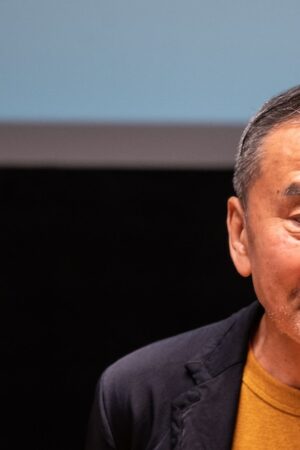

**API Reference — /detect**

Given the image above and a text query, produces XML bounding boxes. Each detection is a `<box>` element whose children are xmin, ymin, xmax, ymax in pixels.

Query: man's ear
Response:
<box><xmin>226</xmin><ymin>196</ymin><xmax>251</xmax><ymax>277</ymax></box>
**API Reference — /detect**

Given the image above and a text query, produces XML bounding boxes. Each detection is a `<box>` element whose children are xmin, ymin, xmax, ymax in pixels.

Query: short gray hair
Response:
<box><xmin>233</xmin><ymin>85</ymin><xmax>300</xmax><ymax>204</ymax></box>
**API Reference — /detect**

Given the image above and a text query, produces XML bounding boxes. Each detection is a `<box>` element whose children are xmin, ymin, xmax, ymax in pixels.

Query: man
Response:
<box><xmin>86</xmin><ymin>86</ymin><xmax>300</xmax><ymax>449</ymax></box>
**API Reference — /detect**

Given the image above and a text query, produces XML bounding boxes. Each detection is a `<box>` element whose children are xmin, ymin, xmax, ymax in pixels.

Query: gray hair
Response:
<box><xmin>233</xmin><ymin>85</ymin><xmax>300</xmax><ymax>204</ymax></box>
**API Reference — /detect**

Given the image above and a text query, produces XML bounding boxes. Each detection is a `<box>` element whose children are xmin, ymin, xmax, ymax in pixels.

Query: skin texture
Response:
<box><xmin>227</xmin><ymin>122</ymin><xmax>300</xmax><ymax>388</ymax></box>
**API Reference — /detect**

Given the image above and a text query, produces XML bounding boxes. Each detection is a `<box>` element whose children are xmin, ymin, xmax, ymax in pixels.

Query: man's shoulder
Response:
<box><xmin>102</xmin><ymin>301</ymin><xmax>259</xmax><ymax>388</ymax></box>
<box><xmin>86</xmin><ymin>302</ymin><xmax>261</xmax><ymax>449</ymax></box>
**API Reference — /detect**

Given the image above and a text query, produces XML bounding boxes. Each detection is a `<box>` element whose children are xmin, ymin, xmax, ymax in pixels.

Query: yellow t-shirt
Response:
<box><xmin>232</xmin><ymin>346</ymin><xmax>300</xmax><ymax>449</ymax></box>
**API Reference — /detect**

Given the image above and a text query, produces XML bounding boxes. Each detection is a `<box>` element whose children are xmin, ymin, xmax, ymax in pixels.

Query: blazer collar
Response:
<box><xmin>171</xmin><ymin>301</ymin><xmax>263</xmax><ymax>450</ymax></box>
<box><xmin>185</xmin><ymin>301</ymin><xmax>263</xmax><ymax>384</ymax></box>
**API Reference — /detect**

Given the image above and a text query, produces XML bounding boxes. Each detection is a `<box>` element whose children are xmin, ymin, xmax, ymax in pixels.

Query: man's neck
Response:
<box><xmin>252</xmin><ymin>313</ymin><xmax>300</xmax><ymax>389</ymax></box>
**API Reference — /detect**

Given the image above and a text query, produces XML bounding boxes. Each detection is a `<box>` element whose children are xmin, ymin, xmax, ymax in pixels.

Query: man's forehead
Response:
<box><xmin>260</xmin><ymin>123</ymin><xmax>300</xmax><ymax>171</ymax></box>
<box><xmin>246</xmin><ymin>124</ymin><xmax>300</xmax><ymax>202</ymax></box>
<box><xmin>262</xmin><ymin>122</ymin><xmax>300</xmax><ymax>153</ymax></box>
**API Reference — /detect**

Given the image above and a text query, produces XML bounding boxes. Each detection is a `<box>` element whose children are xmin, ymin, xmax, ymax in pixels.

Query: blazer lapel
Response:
<box><xmin>171</xmin><ymin>302</ymin><xmax>262</xmax><ymax>450</ymax></box>
<box><xmin>171</xmin><ymin>363</ymin><xmax>243</xmax><ymax>449</ymax></box>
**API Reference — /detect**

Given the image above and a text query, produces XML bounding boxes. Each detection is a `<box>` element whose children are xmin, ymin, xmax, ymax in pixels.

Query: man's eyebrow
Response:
<box><xmin>283</xmin><ymin>183</ymin><xmax>300</xmax><ymax>196</ymax></box>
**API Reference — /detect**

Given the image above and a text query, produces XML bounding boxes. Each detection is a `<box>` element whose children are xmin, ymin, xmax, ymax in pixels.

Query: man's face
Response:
<box><xmin>228</xmin><ymin>122</ymin><xmax>300</xmax><ymax>344</ymax></box>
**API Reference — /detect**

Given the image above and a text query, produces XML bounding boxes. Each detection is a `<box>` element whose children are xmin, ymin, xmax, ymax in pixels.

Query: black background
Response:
<box><xmin>0</xmin><ymin>169</ymin><xmax>254</xmax><ymax>450</ymax></box>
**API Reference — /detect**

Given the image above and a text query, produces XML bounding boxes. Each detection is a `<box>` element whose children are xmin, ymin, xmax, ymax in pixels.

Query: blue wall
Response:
<box><xmin>1</xmin><ymin>0</ymin><xmax>300</xmax><ymax>123</ymax></box>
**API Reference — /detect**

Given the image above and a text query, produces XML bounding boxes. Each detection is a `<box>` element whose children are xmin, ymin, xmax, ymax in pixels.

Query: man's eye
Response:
<box><xmin>290</xmin><ymin>216</ymin><xmax>300</xmax><ymax>225</ymax></box>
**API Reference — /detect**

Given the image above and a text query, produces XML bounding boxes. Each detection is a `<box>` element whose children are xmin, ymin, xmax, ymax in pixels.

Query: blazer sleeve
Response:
<box><xmin>85</xmin><ymin>375</ymin><xmax>117</xmax><ymax>450</ymax></box>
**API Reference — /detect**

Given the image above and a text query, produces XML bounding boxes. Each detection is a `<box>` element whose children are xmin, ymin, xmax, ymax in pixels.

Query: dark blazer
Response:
<box><xmin>86</xmin><ymin>302</ymin><xmax>262</xmax><ymax>450</ymax></box>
